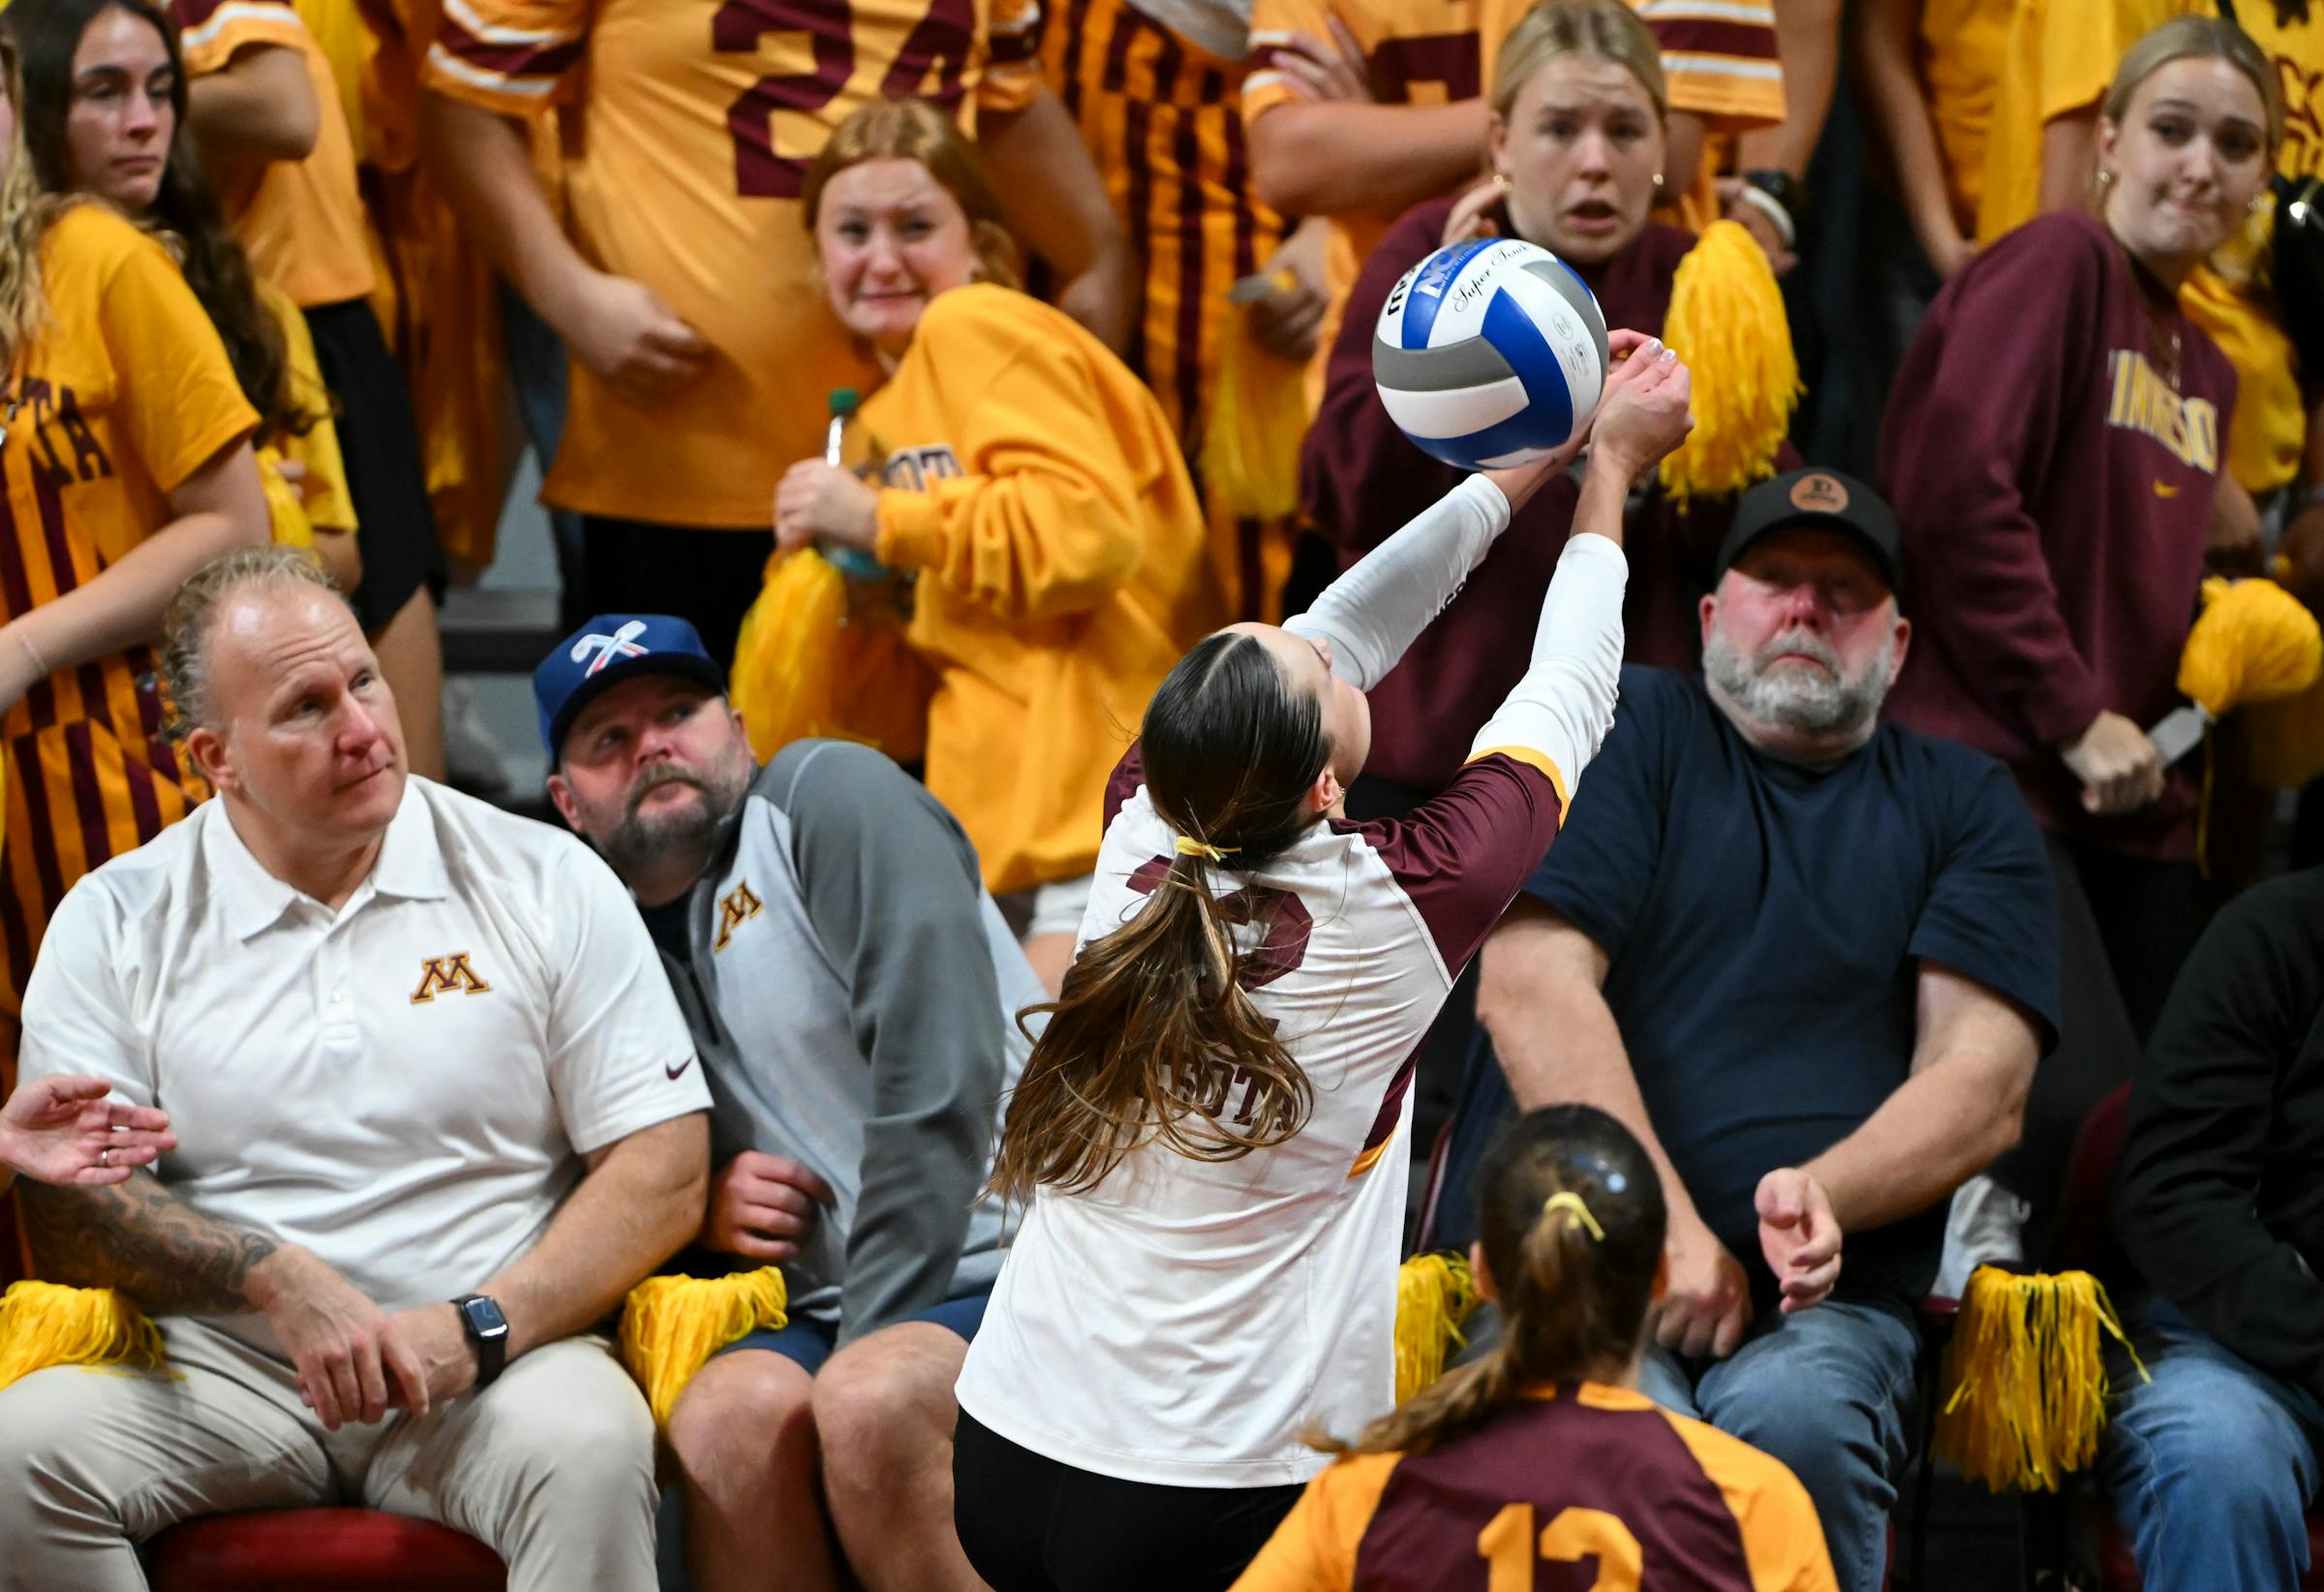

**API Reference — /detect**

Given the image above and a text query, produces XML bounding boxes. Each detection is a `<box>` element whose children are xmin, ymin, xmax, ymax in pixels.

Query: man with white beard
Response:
<box><xmin>1450</xmin><ymin>470</ymin><xmax>2062</xmax><ymax>1592</ymax></box>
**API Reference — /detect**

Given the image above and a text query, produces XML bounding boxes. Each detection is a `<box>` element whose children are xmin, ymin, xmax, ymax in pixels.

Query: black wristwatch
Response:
<box><xmin>1741</xmin><ymin>168</ymin><xmax>1808</xmax><ymax>239</ymax></box>
<box><xmin>451</xmin><ymin>1294</ymin><xmax>510</xmax><ymax>1389</ymax></box>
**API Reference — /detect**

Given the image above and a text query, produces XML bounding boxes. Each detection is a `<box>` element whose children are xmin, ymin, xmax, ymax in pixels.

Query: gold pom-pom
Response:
<box><xmin>2178</xmin><ymin>575</ymin><xmax>2323</xmax><ymax>718</ymax></box>
<box><xmin>1392</xmin><ymin>1251</ymin><xmax>1481</xmax><ymax>1403</ymax></box>
<box><xmin>729</xmin><ymin>550</ymin><xmax>933</xmax><ymax>763</ymax></box>
<box><xmin>618</xmin><ymin>1269</ymin><xmax>788</xmax><ymax>1430</ymax></box>
<box><xmin>0</xmin><ymin>1280</ymin><xmax>168</xmax><ymax>1393</ymax></box>
<box><xmin>1932</xmin><ymin>1267</ymin><xmax>2147</xmax><ymax>1493</ymax></box>
<box><xmin>1656</xmin><ymin>220</ymin><xmax>1802</xmax><ymax>507</ymax></box>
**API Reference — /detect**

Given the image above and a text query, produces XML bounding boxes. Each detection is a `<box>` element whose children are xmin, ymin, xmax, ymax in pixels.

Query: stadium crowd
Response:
<box><xmin>0</xmin><ymin>0</ymin><xmax>2313</xmax><ymax>1586</ymax></box>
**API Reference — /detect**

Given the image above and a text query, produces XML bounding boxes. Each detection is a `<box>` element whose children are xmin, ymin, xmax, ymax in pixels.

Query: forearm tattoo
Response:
<box><xmin>21</xmin><ymin>1176</ymin><xmax>278</xmax><ymax>1313</ymax></box>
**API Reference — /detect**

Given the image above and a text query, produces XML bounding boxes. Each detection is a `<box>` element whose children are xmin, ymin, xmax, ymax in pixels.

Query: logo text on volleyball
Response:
<box><xmin>412</xmin><ymin>953</ymin><xmax>492</xmax><ymax>1004</ymax></box>
<box><xmin>570</xmin><ymin>620</ymin><xmax>650</xmax><ymax>677</ymax></box>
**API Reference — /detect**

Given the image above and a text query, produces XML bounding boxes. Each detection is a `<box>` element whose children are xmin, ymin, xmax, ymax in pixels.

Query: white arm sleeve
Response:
<box><xmin>1282</xmin><ymin>474</ymin><xmax>1511</xmax><ymax>690</ymax></box>
<box><xmin>1469</xmin><ymin>532</ymin><xmax>1629</xmax><ymax>792</ymax></box>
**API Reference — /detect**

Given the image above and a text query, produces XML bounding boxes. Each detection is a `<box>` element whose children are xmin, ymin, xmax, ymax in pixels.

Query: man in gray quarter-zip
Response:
<box><xmin>536</xmin><ymin>614</ymin><xmax>1044</xmax><ymax>1592</ymax></box>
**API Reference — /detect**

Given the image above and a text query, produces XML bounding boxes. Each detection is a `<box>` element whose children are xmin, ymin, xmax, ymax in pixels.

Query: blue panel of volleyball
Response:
<box><xmin>1372</xmin><ymin>238</ymin><xmax>1611</xmax><ymax>472</ymax></box>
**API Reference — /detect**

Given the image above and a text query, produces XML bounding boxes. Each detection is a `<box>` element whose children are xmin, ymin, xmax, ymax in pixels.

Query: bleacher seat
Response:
<box><xmin>2054</xmin><ymin>1085</ymin><xmax>2324</xmax><ymax>1591</ymax></box>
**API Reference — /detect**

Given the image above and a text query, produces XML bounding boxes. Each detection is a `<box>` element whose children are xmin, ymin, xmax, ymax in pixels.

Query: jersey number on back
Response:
<box><xmin>712</xmin><ymin>0</ymin><xmax>976</xmax><ymax>198</ymax></box>
<box><xmin>1127</xmin><ymin>860</ymin><xmax>1312</xmax><ymax>1126</ymax></box>
<box><xmin>1477</xmin><ymin>1502</ymin><xmax>1643</xmax><ymax>1591</ymax></box>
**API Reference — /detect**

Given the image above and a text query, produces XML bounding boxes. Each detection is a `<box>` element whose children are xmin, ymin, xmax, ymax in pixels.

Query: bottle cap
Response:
<box><xmin>828</xmin><ymin>387</ymin><xmax>860</xmax><ymax>418</ymax></box>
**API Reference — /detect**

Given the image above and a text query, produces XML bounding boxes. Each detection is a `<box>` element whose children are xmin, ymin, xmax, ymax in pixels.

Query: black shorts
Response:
<box><xmin>952</xmin><ymin>1409</ymin><xmax>1302</xmax><ymax>1592</ymax></box>
<box><xmin>303</xmin><ymin>297</ymin><xmax>445</xmax><ymax>630</ymax></box>
<box><xmin>577</xmin><ymin>517</ymin><xmax>774</xmax><ymax>670</ymax></box>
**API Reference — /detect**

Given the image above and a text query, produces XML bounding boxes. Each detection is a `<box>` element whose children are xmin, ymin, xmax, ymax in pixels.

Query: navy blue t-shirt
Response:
<box><xmin>1520</xmin><ymin>666</ymin><xmax>2060</xmax><ymax>1306</ymax></box>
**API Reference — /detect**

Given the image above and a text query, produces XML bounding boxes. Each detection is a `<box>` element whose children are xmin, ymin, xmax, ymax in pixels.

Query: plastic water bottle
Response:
<box><xmin>819</xmin><ymin>386</ymin><xmax>888</xmax><ymax>581</ymax></box>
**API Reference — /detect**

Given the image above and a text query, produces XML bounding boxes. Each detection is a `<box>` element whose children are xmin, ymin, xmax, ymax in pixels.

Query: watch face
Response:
<box><xmin>460</xmin><ymin>1296</ymin><xmax>510</xmax><ymax>1337</ymax></box>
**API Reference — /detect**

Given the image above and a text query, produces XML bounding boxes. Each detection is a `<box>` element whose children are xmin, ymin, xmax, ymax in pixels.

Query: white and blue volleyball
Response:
<box><xmin>1372</xmin><ymin>237</ymin><xmax>1610</xmax><ymax>471</ymax></box>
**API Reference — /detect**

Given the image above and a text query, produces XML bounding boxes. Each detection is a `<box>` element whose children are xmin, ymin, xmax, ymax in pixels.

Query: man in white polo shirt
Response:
<box><xmin>0</xmin><ymin>547</ymin><xmax>710</xmax><ymax>1592</ymax></box>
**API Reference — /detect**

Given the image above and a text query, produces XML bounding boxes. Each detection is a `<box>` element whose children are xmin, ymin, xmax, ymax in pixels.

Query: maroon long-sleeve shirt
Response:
<box><xmin>1879</xmin><ymin>211</ymin><xmax>2235</xmax><ymax>859</ymax></box>
<box><xmin>1302</xmin><ymin>198</ymin><xmax>1755</xmax><ymax>793</ymax></box>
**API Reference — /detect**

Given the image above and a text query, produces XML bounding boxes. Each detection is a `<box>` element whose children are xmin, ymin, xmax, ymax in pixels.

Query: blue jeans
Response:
<box><xmin>2101</xmin><ymin>1297</ymin><xmax>2324</xmax><ymax>1591</ymax></box>
<box><xmin>1638</xmin><ymin>1297</ymin><xmax>1918</xmax><ymax>1592</ymax></box>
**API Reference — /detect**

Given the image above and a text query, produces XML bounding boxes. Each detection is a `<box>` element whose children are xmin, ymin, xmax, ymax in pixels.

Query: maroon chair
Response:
<box><xmin>142</xmin><ymin>1510</ymin><xmax>506</xmax><ymax>1592</ymax></box>
<box><xmin>2050</xmin><ymin>1085</ymin><xmax>2324</xmax><ymax>1591</ymax></box>
<box><xmin>2</xmin><ymin>1194</ymin><xmax>505</xmax><ymax>1590</ymax></box>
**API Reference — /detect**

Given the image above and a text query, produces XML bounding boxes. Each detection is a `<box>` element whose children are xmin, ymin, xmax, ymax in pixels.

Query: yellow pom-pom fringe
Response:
<box><xmin>1932</xmin><ymin>1266</ymin><xmax>2148</xmax><ymax>1494</ymax></box>
<box><xmin>729</xmin><ymin>549</ymin><xmax>933</xmax><ymax>764</ymax></box>
<box><xmin>2179</xmin><ymin>576</ymin><xmax>2323</xmax><ymax>718</ymax></box>
<box><xmin>619</xmin><ymin>1269</ymin><xmax>788</xmax><ymax>1431</ymax></box>
<box><xmin>1200</xmin><ymin>298</ymin><xmax>1307</xmax><ymax>522</ymax></box>
<box><xmin>1393</xmin><ymin>1251</ymin><xmax>1481</xmax><ymax>1404</ymax></box>
<box><xmin>0</xmin><ymin>1280</ymin><xmax>168</xmax><ymax>1393</ymax></box>
<box><xmin>1656</xmin><ymin>220</ymin><xmax>1801</xmax><ymax>508</ymax></box>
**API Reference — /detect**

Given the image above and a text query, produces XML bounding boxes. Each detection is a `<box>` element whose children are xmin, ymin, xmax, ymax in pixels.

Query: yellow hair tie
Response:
<box><xmin>1542</xmin><ymin>1191</ymin><xmax>1605</xmax><ymax>1241</ymax></box>
<box><xmin>1174</xmin><ymin>836</ymin><xmax>1238</xmax><ymax>863</ymax></box>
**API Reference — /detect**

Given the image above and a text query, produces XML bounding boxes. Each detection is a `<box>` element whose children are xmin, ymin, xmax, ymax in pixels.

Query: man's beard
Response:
<box><xmin>1702</xmin><ymin>624</ymin><xmax>1895</xmax><ymax>743</ymax></box>
<box><xmin>597</xmin><ymin>758</ymin><xmax>748</xmax><ymax>881</ymax></box>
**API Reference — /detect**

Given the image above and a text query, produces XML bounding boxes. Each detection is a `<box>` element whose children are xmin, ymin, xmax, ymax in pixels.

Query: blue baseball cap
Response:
<box><xmin>535</xmin><ymin>614</ymin><xmax>727</xmax><ymax>761</ymax></box>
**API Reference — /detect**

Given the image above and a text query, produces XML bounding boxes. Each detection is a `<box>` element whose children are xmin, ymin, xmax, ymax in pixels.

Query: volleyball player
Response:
<box><xmin>1233</xmin><ymin>1105</ymin><xmax>1835</xmax><ymax>1592</ymax></box>
<box><xmin>950</xmin><ymin>335</ymin><xmax>1697</xmax><ymax>1592</ymax></box>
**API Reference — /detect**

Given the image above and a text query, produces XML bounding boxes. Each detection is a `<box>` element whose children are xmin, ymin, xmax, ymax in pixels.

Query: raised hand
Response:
<box><xmin>1757</xmin><ymin>1167</ymin><xmax>1842</xmax><ymax>1314</ymax></box>
<box><xmin>0</xmin><ymin>1075</ymin><xmax>174</xmax><ymax>1187</ymax></box>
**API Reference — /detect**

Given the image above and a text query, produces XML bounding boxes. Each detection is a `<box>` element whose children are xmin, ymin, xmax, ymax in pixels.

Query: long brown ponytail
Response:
<box><xmin>1340</xmin><ymin>1105</ymin><xmax>1667</xmax><ymax>1455</ymax></box>
<box><xmin>989</xmin><ymin>631</ymin><xmax>1332</xmax><ymax>1203</ymax></box>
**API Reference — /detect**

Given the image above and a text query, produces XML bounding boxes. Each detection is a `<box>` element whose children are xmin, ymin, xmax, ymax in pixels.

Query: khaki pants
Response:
<box><xmin>0</xmin><ymin>1316</ymin><xmax>657</xmax><ymax>1592</ymax></box>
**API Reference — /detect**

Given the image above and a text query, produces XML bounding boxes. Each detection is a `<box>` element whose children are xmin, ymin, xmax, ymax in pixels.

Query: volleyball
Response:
<box><xmin>1372</xmin><ymin>238</ymin><xmax>1610</xmax><ymax>472</ymax></box>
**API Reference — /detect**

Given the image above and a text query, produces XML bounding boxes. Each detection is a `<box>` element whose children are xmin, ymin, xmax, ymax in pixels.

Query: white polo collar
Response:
<box><xmin>208</xmin><ymin>776</ymin><xmax>450</xmax><ymax>941</ymax></box>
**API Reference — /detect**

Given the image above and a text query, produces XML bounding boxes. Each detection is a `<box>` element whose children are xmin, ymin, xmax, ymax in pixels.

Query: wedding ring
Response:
<box><xmin>99</xmin><ymin>1147</ymin><xmax>110</xmax><ymax>1169</ymax></box>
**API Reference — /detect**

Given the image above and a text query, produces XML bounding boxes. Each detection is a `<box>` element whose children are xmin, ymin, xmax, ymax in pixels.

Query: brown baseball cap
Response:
<box><xmin>1713</xmin><ymin>468</ymin><xmax>1903</xmax><ymax>597</ymax></box>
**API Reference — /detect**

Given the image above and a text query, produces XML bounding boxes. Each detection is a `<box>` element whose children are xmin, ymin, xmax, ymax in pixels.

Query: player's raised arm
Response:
<box><xmin>1285</xmin><ymin>329</ymin><xmax>1668</xmax><ymax>692</ymax></box>
<box><xmin>1469</xmin><ymin>343</ymin><xmax>1693</xmax><ymax>794</ymax></box>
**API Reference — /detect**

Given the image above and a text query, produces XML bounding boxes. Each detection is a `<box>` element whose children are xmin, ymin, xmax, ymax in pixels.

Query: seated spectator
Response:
<box><xmin>773</xmin><ymin>99</ymin><xmax>1223</xmax><ymax>994</ymax></box>
<box><xmin>1232</xmin><ymin>1104</ymin><xmax>1836</xmax><ymax>1592</ymax></box>
<box><xmin>0</xmin><ymin>549</ymin><xmax>710</xmax><ymax>1588</ymax></box>
<box><xmin>1879</xmin><ymin>18</ymin><xmax>2278</xmax><ymax>1228</ymax></box>
<box><xmin>1461</xmin><ymin>469</ymin><xmax>2058</xmax><ymax>1592</ymax></box>
<box><xmin>7</xmin><ymin>0</ymin><xmax>360</xmax><ymax>594</ymax></box>
<box><xmin>536</xmin><ymin>615</ymin><xmax>1042</xmax><ymax>1592</ymax></box>
<box><xmin>2104</xmin><ymin>870</ymin><xmax>2324</xmax><ymax>1589</ymax></box>
<box><xmin>1304</xmin><ymin>0</ymin><xmax>1789</xmax><ymax>811</ymax></box>
<box><xmin>0</xmin><ymin>1075</ymin><xmax>173</xmax><ymax>1194</ymax></box>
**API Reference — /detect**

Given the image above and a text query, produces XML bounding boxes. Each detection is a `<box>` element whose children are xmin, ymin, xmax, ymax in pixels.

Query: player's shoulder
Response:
<box><xmin>1655</xmin><ymin>1403</ymin><xmax>1819</xmax><ymax>1516</ymax></box>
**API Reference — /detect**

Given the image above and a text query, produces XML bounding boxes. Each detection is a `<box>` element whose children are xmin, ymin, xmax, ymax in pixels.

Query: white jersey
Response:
<box><xmin>956</xmin><ymin>744</ymin><xmax>1566</xmax><ymax>1486</ymax></box>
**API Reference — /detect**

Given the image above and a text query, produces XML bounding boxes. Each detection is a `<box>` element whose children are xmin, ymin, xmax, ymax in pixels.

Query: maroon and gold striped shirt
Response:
<box><xmin>1232</xmin><ymin>1382</ymin><xmax>1836</xmax><ymax>1592</ymax></box>
<box><xmin>0</xmin><ymin>205</ymin><xmax>255</xmax><ymax>1047</ymax></box>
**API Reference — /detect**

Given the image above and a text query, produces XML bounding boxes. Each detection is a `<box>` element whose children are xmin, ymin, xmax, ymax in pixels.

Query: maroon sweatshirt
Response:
<box><xmin>1301</xmin><ymin>198</ymin><xmax>1761</xmax><ymax>793</ymax></box>
<box><xmin>1879</xmin><ymin>211</ymin><xmax>2235</xmax><ymax>860</ymax></box>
